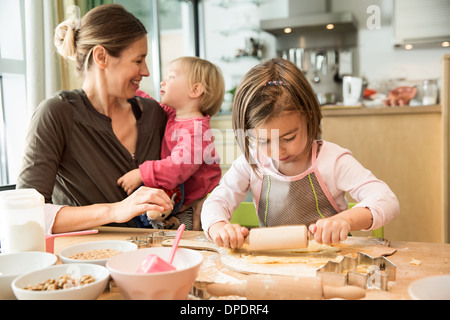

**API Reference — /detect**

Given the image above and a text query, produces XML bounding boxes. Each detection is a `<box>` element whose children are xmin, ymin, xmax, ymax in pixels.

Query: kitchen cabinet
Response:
<box><xmin>322</xmin><ymin>54</ymin><xmax>450</xmax><ymax>243</ymax></box>
<box><xmin>443</xmin><ymin>54</ymin><xmax>450</xmax><ymax>244</ymax></box>
<box><xmin>322</xmin><ymin>105</ymin><xmax>442</xmax><ymax>243</ymax></box>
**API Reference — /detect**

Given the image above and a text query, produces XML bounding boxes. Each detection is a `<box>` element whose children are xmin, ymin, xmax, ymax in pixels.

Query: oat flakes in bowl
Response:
<box><xmin>59</xmin><ymin>240</ymin><xmax>137</xmax><ymax>266</ymax></box>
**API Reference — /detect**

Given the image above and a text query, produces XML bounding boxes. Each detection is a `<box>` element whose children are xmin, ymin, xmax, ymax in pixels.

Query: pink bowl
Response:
<box><xmin>106</xmin><ymin>247</ymin><xmax>203</xmax><ymax>300</ymax></box>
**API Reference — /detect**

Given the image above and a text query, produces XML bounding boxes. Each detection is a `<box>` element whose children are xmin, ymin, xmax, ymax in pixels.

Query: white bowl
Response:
<box><xmin>408</xmin><ymin>275</ymin><xmax>450</xmax><ymax>300</ymax></box>
<box><xmin>12</xmin><ymin>263</ymin><xmax>110</xmax><ymax>300</ymax></box>
<box><xmin>0</xmin><ymin>251</ymin><xmax>57</xmax><ymax>300</ymax></box>
<box><xmin>59</xmin><ymin>240</ymin><xmax>137</xmax><ymax>266</ymax></box>
<box><xmin>106</xmin><ymin>247</ymin><xmax>203</xmax><ymax>300</ymax></box>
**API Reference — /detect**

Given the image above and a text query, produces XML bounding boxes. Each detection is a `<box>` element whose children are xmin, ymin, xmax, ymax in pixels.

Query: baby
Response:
<box><xmin>118</xmin><ymin>56</ymin><xmax>225</xmax><ymax>230</ymax></box>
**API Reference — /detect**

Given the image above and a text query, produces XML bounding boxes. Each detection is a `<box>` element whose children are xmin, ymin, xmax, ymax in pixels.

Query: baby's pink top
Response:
<box><xmin>139</xmin><ymin>104</ymin><xmax>221</xmax><ymax>205</ymax></box>
<box><xmin>201</xmin><ymin>140</ymin><xmax>399</xmax><ymax>239</ymax></box>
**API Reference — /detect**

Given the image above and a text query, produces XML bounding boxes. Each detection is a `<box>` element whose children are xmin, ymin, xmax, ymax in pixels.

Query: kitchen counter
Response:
<box><xmin>321</xmin><ymin>104</ymin><xmax>441</xmax><ymax>117</ymax></box>
<box><xmin>213</xmin><ymin>105</ymin><xmax>441</xmax><ymax>120</ymax></box>
<box><xmin>52</xmin><ymin>227</ymin><xmax>450</xmax><ymax>300</ymax></box>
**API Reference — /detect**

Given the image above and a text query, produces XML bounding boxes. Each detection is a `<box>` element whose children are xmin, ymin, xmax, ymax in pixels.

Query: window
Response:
<box><xmin>0</xmin><ymin>0</ymin><xmax>201</xmax><ymax>186</ymax></box>
<box><xmin>117</xmin><ymin>0</ymin><xmax>200</xmax><ymax>100</ymax></box>
<box><xmin>0</xmin><ymin>0</ymin><xmax>27</xmax><ymax>186</ymax></box>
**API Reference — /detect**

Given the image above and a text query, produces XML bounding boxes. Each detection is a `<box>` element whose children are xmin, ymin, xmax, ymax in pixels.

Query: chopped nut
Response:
<box><xmin>23</xmin><ymin>274</ymin><xmax>96</xmax><ymax>291</ymax></box>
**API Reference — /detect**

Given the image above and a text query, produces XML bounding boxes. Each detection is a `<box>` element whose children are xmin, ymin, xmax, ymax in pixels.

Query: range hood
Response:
<box><xmin>261</xmin><ymin>12</ymin><xmax>357</xmax><ymax>35</ymax></box>
<box><xmin>260</xmin><ymin>0</ymin><xmax>357</xmax><ymax>36</ymax></box>
<box><xmin>393</xmin><ymin>0</ymin><xmax>450</xmax><ymax>49</ymax></box>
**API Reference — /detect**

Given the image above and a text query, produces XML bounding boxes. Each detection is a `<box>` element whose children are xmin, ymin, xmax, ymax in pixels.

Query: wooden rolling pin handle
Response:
<box><xmin>322</xmin><ymin>285</ymin><xmax>366</xmax><ymax>300</ymax></box>
<box><xmin>245</xmin><ymin>225</ymin><xmax>309</xmax><ymax>251</ymax></box>
<box><xmin>207</xmin><ymin>282</ymin><xmax>246</xmax><ymax>297</ymax></box>
<box><xmin>207</xmin><ymin>275</ymin><xmax>366</xmax><ymax>300</ymax></box>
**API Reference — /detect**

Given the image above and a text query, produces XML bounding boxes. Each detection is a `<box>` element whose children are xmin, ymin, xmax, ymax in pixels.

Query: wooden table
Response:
<box><xmin>52</xmin><ymin>227</ymin><xmax>450</xmax><ymax>300</ymax></box>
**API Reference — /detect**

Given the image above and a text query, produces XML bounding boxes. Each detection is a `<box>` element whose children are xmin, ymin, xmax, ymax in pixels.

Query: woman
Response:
<box><xmin>17</xmin><ymin>4</ymin><xmax>173</xmax><ymax>233</ymax></box>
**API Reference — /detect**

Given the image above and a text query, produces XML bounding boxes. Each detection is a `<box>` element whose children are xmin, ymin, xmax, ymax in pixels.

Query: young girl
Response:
<box><xmin>201</xmin><ymin>58</ymin><xmax>399</xmax><ymax>248</ymax></box>
<box><xmin>118</xmin><ymin>56</ymin><xmax>224</xmax><ymax>230</ymax></box>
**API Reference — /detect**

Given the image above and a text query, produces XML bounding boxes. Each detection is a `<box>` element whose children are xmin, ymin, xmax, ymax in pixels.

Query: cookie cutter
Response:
<box><xmin>190</xmin><ymin>281</ymin><xmax>212</xmax><ymax>300</ymax></box>
<box><xmin>316</xmin><ymin>252</ymin><xmax>396</xmax><ymax>291</ymax></box>
<box><xmin>126</xmin><ymin>231</ymin><xmax>177</xmax><ymax>247</ymax></box>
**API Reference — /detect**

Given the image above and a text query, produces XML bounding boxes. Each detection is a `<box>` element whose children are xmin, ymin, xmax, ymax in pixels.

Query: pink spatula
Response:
<box><xmin>136</xmin><ymin>224</ymin><xmax>185</xmax><ymax>273</ymax></box>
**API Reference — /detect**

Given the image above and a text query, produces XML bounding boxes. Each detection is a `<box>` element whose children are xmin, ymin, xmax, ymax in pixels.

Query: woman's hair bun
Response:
<box><xmin>54</xmin><ymin>19</ymin><xmax>80</xmax><ymax>61</ymax></box>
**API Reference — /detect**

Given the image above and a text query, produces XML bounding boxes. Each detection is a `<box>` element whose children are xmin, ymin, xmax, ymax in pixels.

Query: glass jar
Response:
<box><xmin>422</xmin><ymin>79</ymin><xmax>438</xmax><ymax>105</ymax></box>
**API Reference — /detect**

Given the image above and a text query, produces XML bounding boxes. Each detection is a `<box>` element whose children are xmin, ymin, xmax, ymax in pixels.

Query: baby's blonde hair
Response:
<box><xmin>172</xmin><ymin>57</ymin><xmax>225</xmax><ymax>116</ymax></box>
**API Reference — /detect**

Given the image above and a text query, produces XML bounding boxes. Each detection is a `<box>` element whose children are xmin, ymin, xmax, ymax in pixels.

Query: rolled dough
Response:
<box><xmin>231</xmin><ymin>240</ymin><xmax>341</xmax><ymax>266</ymax></box>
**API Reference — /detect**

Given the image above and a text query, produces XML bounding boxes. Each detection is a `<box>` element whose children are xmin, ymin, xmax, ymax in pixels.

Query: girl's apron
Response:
<box><xmin>257</xmin><ymin>141</ymin><xmax>341</xmax><ymax>227</ymax></box>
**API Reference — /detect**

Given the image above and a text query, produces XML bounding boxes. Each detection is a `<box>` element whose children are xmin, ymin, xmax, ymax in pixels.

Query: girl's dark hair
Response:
<box><xmin>232</xmin><ymin>58</ymin><xmax>322</xmax><ymax>174</ymax></box>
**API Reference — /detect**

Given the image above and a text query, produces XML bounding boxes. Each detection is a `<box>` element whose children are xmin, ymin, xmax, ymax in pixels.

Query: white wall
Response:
<box><xmin>204</xmin><ymin>0</ymin><xmax>450</xmax><ymax>97</ymax></box>
<box><xmin>203</xmin><ymin>0</ymin><xmax>277</xmax><ymax>102</ymax></box>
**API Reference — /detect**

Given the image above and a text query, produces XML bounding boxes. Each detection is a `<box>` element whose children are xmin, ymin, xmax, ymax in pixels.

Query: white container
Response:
<box><xmin>342</xmin><ymin>76</ymin><xmax>364</xmax><ymax>106</ymax></box>
<box><xmin>422</xmin><ymin>79</ymin><xmax>438</xmax><ymax>105</ymax></box>
<box><xmin>0</xmin><ymin>189</ymin><xmax>45</xmax><ymax>254</ymax></box>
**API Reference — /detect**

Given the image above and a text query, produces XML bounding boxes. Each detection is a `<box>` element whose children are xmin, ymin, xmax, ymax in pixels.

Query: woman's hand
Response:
<box><xmin>309</xmin><ymin>217</ymin><xmax>351</xmax><ymax>245</ymax></box>
<box><xmin>110</xmin><ymin>186</ymin><xmax>173</xmax><ymax>223</ymax></box>
<box><xmin>51</xmin><ymin>186</ymin><xmax>173</xmax><ymax>234</ymax></box>
<box><xmin>209</xmin><ymin>221</ymin><xmax>249</xmax><ymax>249</ymax></box>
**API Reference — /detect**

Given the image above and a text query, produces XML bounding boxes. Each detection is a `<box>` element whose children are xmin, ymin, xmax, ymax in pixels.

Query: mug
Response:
<box><xmin>343</xmin><ymin>76</ymin><xmax>363</xmax><ymax>106</ymax></box>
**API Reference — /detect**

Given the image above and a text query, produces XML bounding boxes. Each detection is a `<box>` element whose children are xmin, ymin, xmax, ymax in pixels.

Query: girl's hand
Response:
<box><xmin>309</xmin><ymin>217</ymin><xmax>351</xmax><ymax>245</ymax></box>
<box><xmin>110</xmin><ymin>186</ymin><xmax>173</xmax><ymax>223</ymax></box>
<box><xmin>209</xmin><ymin>222</ymin><xmax>249</xmax><ymax>249</ymax></box>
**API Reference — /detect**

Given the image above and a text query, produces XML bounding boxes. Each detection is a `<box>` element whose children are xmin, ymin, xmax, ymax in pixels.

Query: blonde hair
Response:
<box><xmin>232</xmin><ymin>58</ymin><xmax>322</xmax><ymax>173</ymax></box>
<box><xmin>54</xmin><ymin>4</ymin><xmax>147</xmax><ymax>74</ymax></box>
<box><xmin>172</xmin><ymin>56</ymin><xmax>225</xmax><ymax>117</ymax></box>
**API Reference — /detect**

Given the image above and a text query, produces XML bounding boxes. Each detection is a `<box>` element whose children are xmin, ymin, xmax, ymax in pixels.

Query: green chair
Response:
<box><xmin>231</xmin><ymin>201</ymin><xmax>384</xmax><ymax>238</ymax></box>
<box><xmin>230</xmin><ymin>202</ymin><xmax>259</xmax><ymax>228</ymax></box>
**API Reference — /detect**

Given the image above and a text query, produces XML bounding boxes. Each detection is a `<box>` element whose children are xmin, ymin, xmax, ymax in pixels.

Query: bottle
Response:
<box><xmin>422</xmin><ymin>79</ymin><xmax>438</xmax><ymax>105</ymax></box>
<box><xmin>0</xmin><ymin>189</ymin><xmax>45</xmax><ymax>253</ymax></box>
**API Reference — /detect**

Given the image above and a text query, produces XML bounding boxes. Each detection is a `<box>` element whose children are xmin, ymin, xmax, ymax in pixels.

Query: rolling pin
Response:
<box><xmin>244</xmin><ymin>225</ymin><xmax>309</xmax><ymax>251</ymax></box>
<box><xmin>207</xmin><ymin>275</ymin><xmax>366</xmax><ymax>300</ymax></box>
